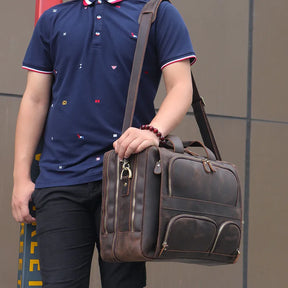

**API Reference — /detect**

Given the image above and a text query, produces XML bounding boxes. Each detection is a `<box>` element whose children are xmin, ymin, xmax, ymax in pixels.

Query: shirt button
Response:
<box><xmin>95</xmin><ymin>32</ymin><xmax>101</xmax><ymax>36</ymax></box>
<box><xmin>97</xmin><ymin>15</ymin><xmax>102</xmax><ymax>20</ymax></box>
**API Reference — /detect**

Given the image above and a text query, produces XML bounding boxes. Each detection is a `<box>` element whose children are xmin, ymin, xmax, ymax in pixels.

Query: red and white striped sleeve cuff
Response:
<box><xmin>22</xmin><ymin>66</ymin><xmax>53</xmax><ymax>74</ymax></box>
<box><xmin>161</xmin><ymin>55</ymin><xmax>197</xmax><ymax>70</ymax></box>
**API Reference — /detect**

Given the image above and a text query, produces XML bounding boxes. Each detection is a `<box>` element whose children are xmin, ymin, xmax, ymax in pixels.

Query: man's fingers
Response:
<box><xmin>123</xmin><ymin>138</ymin><xmax>143</xmax><ymax>159</ymax></box>
<box><xmin>21</xmin><ymin>205</ymin><xmax>34</xmax><ymax>223</ymax></box>
<box><xmin>23</xmin><ymin>214</ymin><xmax>36</xmax><ymax>224</ymax></box>
<box><xmin>114</xmin><ymin>128</ymin><xmax>159</xmax><ymax>159</ymax></box>
<box><xmin>114</xmin><ymin>129</ymin><xmax>135</xmax><ymax>159</ymax></box>
<box><xmin>12</xmin><ymin>202</ymin><xmax>35</xmax><ymax>224</ymax></box>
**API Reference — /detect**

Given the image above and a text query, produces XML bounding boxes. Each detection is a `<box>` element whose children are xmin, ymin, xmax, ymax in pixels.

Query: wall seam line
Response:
<box><xmin>0</xmin><ymin>93</ymin><xmax>22</xmax><ymax>98</ymax></box>
<box><xmin>158</xmin><ymin>110</ymin><xmax>288</xmax><ymax>125</ymax></box>
<box><xmin>243</xmin><ymin>0</ymin><xmax>254</xmax><ymax>287</ymax></box>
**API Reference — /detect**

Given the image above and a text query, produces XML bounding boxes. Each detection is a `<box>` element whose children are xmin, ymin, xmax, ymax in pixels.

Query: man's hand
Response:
<box><xmin>12</xmin><ymin>180</ymin><xmax>36</xmax><ymax>224</ymax></box>
<box><xmin>113</xmin><ymin>127</ymin><xmax>159</xmax><ymax>160</ymax></box>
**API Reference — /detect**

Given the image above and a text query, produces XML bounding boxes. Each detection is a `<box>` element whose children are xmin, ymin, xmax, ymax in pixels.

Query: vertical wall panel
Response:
<box><xmin>174</xmin><ymin>0</ymin><xmax>249</xmax><ymax>118</ymax></box>
<box><xmin>248</xmin><ymin>122</ymin><xmax>288</xmax><ymax>287</ymax></box>
<box><xmin>252</xmin><ymin>0</ymin><xmax>288</xmax><ymax>121</ymax></box>
<box><xmin>0</xmin><ymin>1</ymin><xmax>34</xmax><ymax>94</ymax></box>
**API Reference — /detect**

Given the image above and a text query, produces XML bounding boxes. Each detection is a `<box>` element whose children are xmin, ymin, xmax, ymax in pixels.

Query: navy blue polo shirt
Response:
<box><xmin>23</xmin><ymin>0</ymin><xmax>196</xmax><ymax>188</ymax></box>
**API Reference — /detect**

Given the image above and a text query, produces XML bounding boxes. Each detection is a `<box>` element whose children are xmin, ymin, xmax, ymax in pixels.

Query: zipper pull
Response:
<box><xmin>233</xmin><ymin>249</ymin><xmax>241</xmax><ymax>263</ymax></box>
<box><xmin>202</xmin><ymin>159</ymin><xmax>211</xmax><ymax>173</ymax></box>
<box><xmin>207</xmin><ymin>160</ymin><xmax>216</xmax><ymax>172</ymax></box>
<box><xmin>154</xmin><ymin>160</ymin><xmax>162</xmax><ymax>175</ymax></box>
<box><xmin>159</xmin><ymin>241</ymin><xmax>168</xmax><ymax>256</ymax></box>
<box><xmin>202</xmin><ymin>159</ymin><xmax>216</xmax><ymax>173</ymax></box>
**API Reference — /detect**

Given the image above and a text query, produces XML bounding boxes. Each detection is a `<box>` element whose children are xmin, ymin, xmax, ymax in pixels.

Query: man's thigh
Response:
<box><xmin>33</xmin><ymin>184</ymin><xmax>97</xmax><ymax>288</ymax></box>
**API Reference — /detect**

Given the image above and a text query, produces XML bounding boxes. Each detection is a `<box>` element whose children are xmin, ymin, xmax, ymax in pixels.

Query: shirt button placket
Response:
<box><xmin>93</xmin><ymin>1</ymin><xmax>104</xmax><ymax>47</ymax></box>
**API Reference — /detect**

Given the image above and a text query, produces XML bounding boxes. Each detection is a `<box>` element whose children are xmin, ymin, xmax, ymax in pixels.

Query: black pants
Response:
<box><xmin>32</xmin><ymin>181</ymin><xmax>146</xmax><ymax>288</ymax></box>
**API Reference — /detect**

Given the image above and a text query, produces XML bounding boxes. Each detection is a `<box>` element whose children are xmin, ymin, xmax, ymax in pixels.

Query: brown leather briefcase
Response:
<box><xmin>100</xmin><ymin>0</ymin><xmax>242</xmax><ymax>265</ymax></box>
<box><xmin>100</xmin><ymin>139</ymin><xmax>242</xmax><ymax>264</ymax></box>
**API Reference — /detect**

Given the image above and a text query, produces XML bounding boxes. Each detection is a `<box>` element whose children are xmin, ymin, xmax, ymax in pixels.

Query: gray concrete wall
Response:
<box><xmin>1</xmin><ymin>0</ymin><xmax>287</xmax><ymax>287</ymax></box>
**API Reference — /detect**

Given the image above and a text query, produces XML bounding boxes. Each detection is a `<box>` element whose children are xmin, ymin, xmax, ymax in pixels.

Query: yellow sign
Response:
<box><xmin>17</xmin><ymin>223</ymin><xmax>42</xmax><ymax>287</ymax></box>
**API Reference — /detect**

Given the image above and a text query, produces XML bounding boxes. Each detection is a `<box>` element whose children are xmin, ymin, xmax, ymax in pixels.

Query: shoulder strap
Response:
<box><xmin>122</xmin><ymin>0</ymin><xmax>163</xmax><ymax>133</ymax></box>
<box><xmin>122</xmin><ymin>0</ymin><xmax>222</xmax><ymax>160</ymax></box>
<box><xmin>191</xmin><ymin>74</ymin><xmax>221</xmax><ymax>160</ymax></box>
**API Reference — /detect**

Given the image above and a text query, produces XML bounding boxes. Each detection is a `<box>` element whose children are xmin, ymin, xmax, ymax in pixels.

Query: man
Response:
<box><xmin>12</xmin><ymin>0</ymin><xmax>196</xmax><ymax>287</ymax></box>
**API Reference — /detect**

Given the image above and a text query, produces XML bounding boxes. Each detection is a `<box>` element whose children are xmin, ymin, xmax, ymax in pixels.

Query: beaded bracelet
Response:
<box><xmin>140</xmin><ymin>124</ymin><xmax>165</xmax><ymax>142</ymax></box>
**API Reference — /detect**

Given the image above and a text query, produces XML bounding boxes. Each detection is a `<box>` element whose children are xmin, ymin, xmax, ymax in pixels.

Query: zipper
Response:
<box><xmin>111</xmin><ymin>157</ymin><xmax>120</xmax><ymax>257</ymax></box>
<box><xmin>159</xmin><ymin>214</ymin><xmax>216</xmax><ymax>256</ymax></box>
<box><xmin>103</xmin><ymin>152</ymin><xmax>112</xmax><ymax>234</ymax></box>
<box><xmin>114</xmin><ymin>158</ymin><xmax>120</xmax><ymax>232</ymax></box>
<box><xmin>131</xmin><ymin>159</ymin><xmax>138</xmax><ymax>232</ymax></box>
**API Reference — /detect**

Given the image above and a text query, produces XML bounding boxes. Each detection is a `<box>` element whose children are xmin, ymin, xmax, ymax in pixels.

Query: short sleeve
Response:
<box><xmin>22</xmin><ymin>11</ymin><xmax>53</xmax><ymax>74</ymax></box>
<box><xmin>155</xmin><ymin>2</ymin><xmax>196</xmax><ymax>69</ymax></box>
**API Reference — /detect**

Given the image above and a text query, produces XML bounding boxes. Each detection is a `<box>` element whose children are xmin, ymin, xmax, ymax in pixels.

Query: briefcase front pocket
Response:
<box><xmin>159</xmin><ymin>214</ymin><xmax>217</xmax><ymax>257</ymax></box>
<box><xmin>168</xmin><ymin>156</ymin><xmax>240</xmax><ymax>206</ymax></box>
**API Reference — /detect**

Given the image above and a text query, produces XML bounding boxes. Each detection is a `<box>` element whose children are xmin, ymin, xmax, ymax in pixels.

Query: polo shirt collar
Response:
<box><xmin>83</xmin><ymin>0</ymin><xmax>123</xmax><ymax>6</ymax></box>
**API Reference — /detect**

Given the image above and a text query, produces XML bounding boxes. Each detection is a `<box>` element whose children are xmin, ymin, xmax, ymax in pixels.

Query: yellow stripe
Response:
<box><xmin>19</xmin><ymin>241</ymin><xmax>24</xmax><ymax>253</ymax></box>
<box><xmin>28</xmin><ymin>281</ymin><xmax>43</xmax><ymax>286</ymax></box>
<box><xmin>18</xmin><ymin>258</ymin><xmax>23</xmax><ymax>271</ymax></box>
<box><xmin>35</xmin><ymin>153</ymin><xmax>41</xmax><ymax>161</ymax></box>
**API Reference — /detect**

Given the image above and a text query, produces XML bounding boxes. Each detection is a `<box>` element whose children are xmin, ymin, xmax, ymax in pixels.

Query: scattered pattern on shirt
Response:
<box><xmin>22</xmin><ymin>0</ymin><xmax>196</xmax><ymax>188</ymax></box>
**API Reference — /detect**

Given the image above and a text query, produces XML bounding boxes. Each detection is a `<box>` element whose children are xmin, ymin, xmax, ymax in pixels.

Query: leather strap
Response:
<box><xmin>191</xmin><ymin>74</ymin><xmax>221</xmax><ymax>160</ymax></box>
<box><xmin>122</xmin><ymin>0</ymin><xmax>222</xmax><ymax>160</ymax></box>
